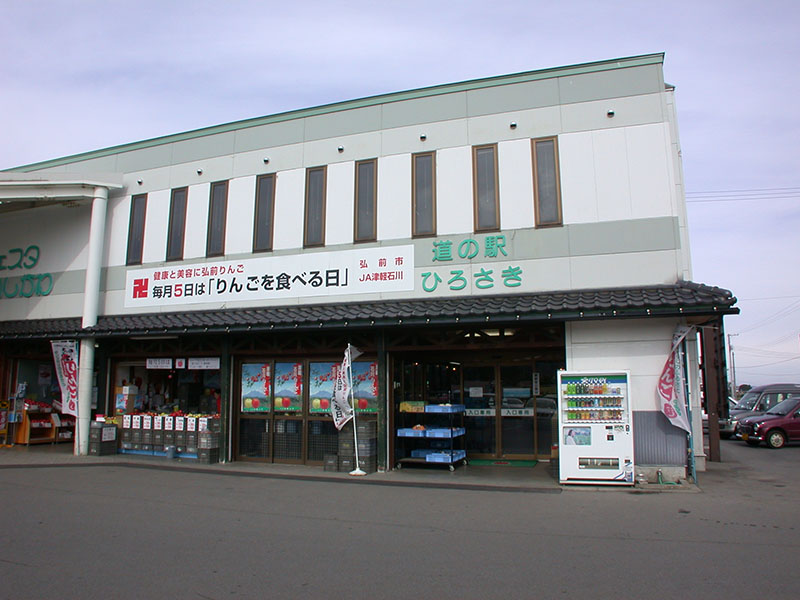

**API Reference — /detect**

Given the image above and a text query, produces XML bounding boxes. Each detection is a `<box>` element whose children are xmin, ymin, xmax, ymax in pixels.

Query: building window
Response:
<box><xmin>354</xmin><ymin>159</ymin><xmax>377</xmax><ymax>242</ymax></box>
<box><xmin>253</xmin><ymin>174</ymin><xmax>276</xmax><ymax>252</ymax></box>
<box><xmin>532</xmin><ymin>137</ymin><xmax>562</xmax><ymax>227</ymax></box>
<box><xmin>472</xmin><ymin>144</ymin><xmax>499</xmax><ymax>232</ymax></box>
<box><xmin>126</xmin><ymin>194</ymin><xmax>147</xmax><ymax>265</ymax></box>
<box><xmin>304</xmin><ymin>167</ymin><xmax>326</xmax><ymax>247</ymax></box>
<box><xmin>166</xmin><ymin>187</ymin><xmax>188</xmax><ymax>261</ymax></box>
<box><xmin>412</xmin><ymin>152</ymin><xmax>436</xmax><ymax>237</ymax></box>
<box><xmin>206</xmin><ymin>181</ymin><xmax>228</xmax><ymax>257</ymax></box>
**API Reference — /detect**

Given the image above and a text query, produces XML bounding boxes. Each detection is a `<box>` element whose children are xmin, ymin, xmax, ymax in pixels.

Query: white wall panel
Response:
<box><xmin>498</xmin><ymin>138</ymin><xmax>534</xmax><ymax>230</ymax></box>
<box><xmin>105</xmin><ymin>196</ymin><xmax>131</xmax><ymax>268</ymax></box>
<box><xmin>142</xmin><ymin>189</ymin><xmax>170</xmax><ymax>264</ymax></box>
<box><xmin>592</xmin><ymin>128</ymin><xmax>632</xmax><ymax>221</ymax></box>
<box><xmin>378</xmin><ymin>154</ymin><xmax>411</xmax><ymax>241</ymax></box>
<box><xmin>326</xmin><ymin>162</ymin><xmax>355</xmax><ymax>247</ymax></box>
<box><xmin>226</xmin><ymin>176</ymin><xmax>256</xmax><ymax>255</ymax></box>
<box><xmin>566</xmin><ymin>319</ymin><xmax>674</xmax><ymax>412</ymax></box>
<box><xmin>304</xmin><ymin>132</ymin><xmax>381</xmax><ymax>168</ymax></box>
<box><xmin>436</xmin><ymin>146</ymin><xmax>473</xmax><ymax>235</ymax></box>
<box><xmin>559</xmin><ymin>131</ymin><xmax>598</xmax><ymax>224</ymax></box>
<box><xmin>560</xmin><ymin>93</ymin><xmax>663</xmax><ymax>134</ymax></box>
<box><xmin>569</xmin><ymin>250</ymin><xmax>679</xmax><ymax>288</ymax></box>
<box><xmin>381</xmin><ymin>119</ymin><xmax>469</xmax><ymax>158</ymax></box>
<box><xmin>273</xmin><ymin>168</ymin><xmax>304</xmax><ymax>250</ymax></box>
<box><xmin>627</xmin><ymin>123</ymin><xmax>672</xmax><ymax>219</ymax></box>
<box><xmin>184</xmin><ymin>183</ymin><xmax>210</xmax><ymax>260</ymax></box>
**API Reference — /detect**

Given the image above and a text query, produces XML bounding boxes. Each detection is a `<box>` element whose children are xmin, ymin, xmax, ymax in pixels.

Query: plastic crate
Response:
<box><xmin>397</xmin><ymin>428</ymin><xmax>426</xmax><ymax>437</ymax></box>
<box><xmin>425</xmin><ymin>427</ymin><xmax>466</xmax><ymax>438</ymax></box>
<box><xmin>426</xmin><ymin>449</ymin><xmax>467</xmax><ymax>463</ymax></box>
<box><xmin>424</xmin><ymin>404</ymin><xmax>466</xmax><ymax>413</ymax></box>
<box><xmin>410</xmin><ymin>449</ymin><xmax>437</xmax><ymax>458</ymax></box>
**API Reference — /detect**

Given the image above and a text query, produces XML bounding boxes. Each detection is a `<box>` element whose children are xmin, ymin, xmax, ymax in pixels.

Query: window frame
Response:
<box><xmin>206</xmin><ymin>180</ymin><xmax>228</xmax><ymax>258</ymax></box>
<box><xmin>354</xmin><ymin>158</ymin><xmax>378</xmax><ymax>243</ymax></box>
<box><xmin>532</xmin><ymin>136</ymin><xmax>563</xmax><ymax>228</ymax></box>
<box><xmin>304</xmin><ymin>166</ymin><xmax>327</xmax><ymax>248</ymax></box>
<box><xmin>472</xmin><ymin>143</ymin><xmax>500</xmax><ymax>233</ymax></box>
<box><xmin>412</xmin><ymin>151</ymin><xmax>437</xmax><ymax>238</ymax></box>
<box><xmin>253</xmin><ymin>173</ymin><xmax>276</xmax><ymax>253</ymax></box>
<box><xmin>166</xmin><ymin>187</ymin><xmax>188</xmax><ymax>261</ymax></box>
<box><xmin>126</xmin><ymin>193</ymin><xmax>147</xmax><ymax>266</ymax></box>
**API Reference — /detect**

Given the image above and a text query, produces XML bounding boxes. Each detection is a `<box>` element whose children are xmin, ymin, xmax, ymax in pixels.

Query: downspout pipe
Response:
<box><xmin>76</xmin><ymin>186</ymin><xmax>108</xmax><ymax>455</ymax></box>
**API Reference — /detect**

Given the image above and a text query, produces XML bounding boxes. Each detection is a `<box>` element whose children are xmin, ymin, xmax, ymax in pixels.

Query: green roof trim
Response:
<box><xmin>7</xmin><ymin>53</ymin><xmax>664</xmax><ymax>173</ymax></box>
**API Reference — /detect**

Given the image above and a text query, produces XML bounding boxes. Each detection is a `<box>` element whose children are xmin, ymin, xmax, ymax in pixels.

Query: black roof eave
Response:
<box><xmin>0</xmin><ymin>304</ymin><xmax>739</xmax><ymax>341</ymax></box>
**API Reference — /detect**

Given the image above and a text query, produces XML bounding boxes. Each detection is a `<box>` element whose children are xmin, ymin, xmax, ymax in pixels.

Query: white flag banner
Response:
<box><xmin>656</xmin><ymin>326</ymin><xmax>693</xmax><ymax>433</ymax></box>
<box><xmin>331</xmin><ymin>348</ymin><xmax>354</xmax><ymax>430</ymax></box>
<box><xmin>51</xmin><ymin>340</ymin><xmax>80</xmax><ymax>417</ymax></box>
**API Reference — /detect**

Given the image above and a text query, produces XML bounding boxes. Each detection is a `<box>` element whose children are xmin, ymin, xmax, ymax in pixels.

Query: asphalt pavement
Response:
<box><xmin>0</xmin><ymin>439</ymin><xmax>798</xmax><ymax>599</ymax></box>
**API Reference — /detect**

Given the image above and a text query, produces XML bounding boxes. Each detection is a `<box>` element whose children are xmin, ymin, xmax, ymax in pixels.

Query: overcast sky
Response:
<box><xmin>1</xmin><ymin>0</ymin><xmax>798</xmax><ymax>386</ymax></box>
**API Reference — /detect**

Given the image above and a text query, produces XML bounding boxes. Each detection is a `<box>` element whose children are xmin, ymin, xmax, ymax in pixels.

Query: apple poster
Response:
<box><xmin>351</xmin><ymin>361</ymin><xmax>378</xmax><ymax>413</ymax></box>
<box><xmin>274</xmin><ymin>362</ymin><xmax>303</xmax><ymax>412</ymax></box>
<box><xmin>309</xmin><ymin>362</ymin><xmax>338</xmax><ymax>414</ymax></box>
<box><xmin>241</xmin><ymin>363</ymin><xmax>271</xmax><ymax>413</ymax></box>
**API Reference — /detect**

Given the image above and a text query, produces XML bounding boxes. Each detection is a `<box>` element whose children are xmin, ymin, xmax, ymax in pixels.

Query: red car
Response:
<box><xmin>737</xmin><ymin>397</ymin><xmax>800</xmax><ymax>448</ymax></box>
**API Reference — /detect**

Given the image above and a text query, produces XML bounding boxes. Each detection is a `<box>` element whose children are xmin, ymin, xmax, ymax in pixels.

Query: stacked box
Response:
<box><xmin>338</xmin><ymin>419</ymin><xmax>378</xmax><ymax>471</ymax></box>
<box><xmin>153</xmin><ymin>431</ymin><xmax>164</xmax><ymax>444</ymax></box>
<box><xmin>142</xmin><ymin>431</ymin><xmax>153</xmax><ymax>444</ymax></box>
<box><xmin>152</xmin><ymin>444</ymin><xmax>164</xmax><ymax>453</ymax></box>
<box><xmin>197</xmin><ymin>448</ymin><xmax>220</xmax><ymax>464</ymax></box>
<box><xmin>356</xmin><ymin>438</ymin><xmax>377</xmax><ymax>456</ymax></box>
<box><xmin>186</xmin><ymin>432</ymin><xmax>198</xmax><ymax>446</ymax></box>
<box><xmin>357</xmin><ymin>456</ymin><xmax>377</xmax><ymax>473</ymax></box>
<box><xmin>132</xmin><ymin>429</ymin><xmax>143</xmax><ymax>443</ymax></box>
<box><xmin>164</xmin><ymin>432</ymin><xmax>176</xmax><ymax>445</ymax></box>
<box><xmin>323</xmin><ymin>454</ymin><xmax>338</xmax><ymax>472</ymax></box>
<box><xmin>88</xmin><ymin>440</ymin><xmax>117</xmax><ymax>456</ymax></box>
<box><xmin>174</xmin><ymin>431</ymin><xmax>187</xmax><ymax>446</ymax></box>
<box><xmin>122</xmin><ymin>429</ymin><xmax>133</xmax><ymax>442</ymax></box>
<box><xmin>199</xmin><ymin>431</ymin><xmax>220</xmax><ymax>449</ymax></box>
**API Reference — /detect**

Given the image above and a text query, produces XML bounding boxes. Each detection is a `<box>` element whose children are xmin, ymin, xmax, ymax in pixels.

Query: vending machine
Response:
<box><xmin>557</xmin><ymin>370</ymin><xmax>634</xmax><ymax>485</ymax></box>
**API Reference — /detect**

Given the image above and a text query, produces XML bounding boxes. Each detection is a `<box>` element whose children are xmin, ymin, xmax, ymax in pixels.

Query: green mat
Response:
<box><xmin>468</xmin><ymin>459</ymin><xmax>538</xmax><ymax>467</ymax></box>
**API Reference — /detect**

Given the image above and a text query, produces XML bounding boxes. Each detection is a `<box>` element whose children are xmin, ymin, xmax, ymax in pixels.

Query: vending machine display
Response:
<box><xmin>557</xmin><ymin>371</ymin><xmax>634</xmax><ymax>485</ymax></box>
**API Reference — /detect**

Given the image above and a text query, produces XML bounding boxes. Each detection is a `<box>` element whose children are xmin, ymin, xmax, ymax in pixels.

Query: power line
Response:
<box><xmin>685</xmin><ymin>186</ymin><xmax>800</xmax><ymax>203</ymax></box>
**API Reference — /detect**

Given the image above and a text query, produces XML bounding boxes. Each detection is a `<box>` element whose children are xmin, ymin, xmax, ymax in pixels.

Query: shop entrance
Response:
<box><xmin>392</xmin><ymin>356</ymin><xmax>560</xmax><ymax>462</ymax></box>
<box><xmin>463</xmin><ymin>364</ymin><xmax>555</xmax><ymax>460</ymax></box>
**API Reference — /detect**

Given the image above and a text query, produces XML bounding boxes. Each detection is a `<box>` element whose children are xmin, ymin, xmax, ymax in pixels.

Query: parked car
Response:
<box><xmin>736</xmin><ymin>396</ymin><xmax>800</xmax><ymax>448</ymax></box>
<box><xmin>728</xmin><ymin>383</ymin><xmax>800</xmax><ymax>437</ymax></box>
<box><xmin>702</xmin><ymin>396</ymin><xmax>738</xmax><ymax>438</ymax></box>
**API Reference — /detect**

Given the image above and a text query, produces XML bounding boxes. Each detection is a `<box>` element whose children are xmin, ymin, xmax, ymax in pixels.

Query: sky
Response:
<box><xmin>1</xmin><ymin>0</ymin><xmax>799</xmax><ymax>387</ymax></box>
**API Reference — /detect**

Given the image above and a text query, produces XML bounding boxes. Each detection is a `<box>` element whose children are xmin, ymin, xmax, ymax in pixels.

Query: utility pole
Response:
<box><xmin>727</xmin><ymin>333</ymin><xmax>738</xmax><ymax>398</ymax></box>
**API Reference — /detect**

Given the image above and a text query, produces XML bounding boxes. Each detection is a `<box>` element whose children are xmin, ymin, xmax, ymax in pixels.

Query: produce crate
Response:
<box><xmin>356</xmin><ymin>439</ymin><xmax>377</xmax><ymax>456</ymax></box>
<box><xmin>323</xmin><ymin>454</ymin><xmax>338</xmax><ymax>472</ymax></box>
<box><xmin>410</xmin><ymin>449</ymin><xmax>436</xmax><ymax>458</ymax></box>
<box><xmin>198</xmin><ymin>432</ymin><xmax>220</xmax><ymax>449</ymax></box>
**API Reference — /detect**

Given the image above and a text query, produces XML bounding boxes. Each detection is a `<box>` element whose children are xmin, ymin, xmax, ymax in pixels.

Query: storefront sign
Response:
<box><xmin>421</xmin><ymin>235</ymin><xmax>523</xmax><ymax>294</ymax></box>
<box><xmin>132</xmin><ymin>415</ymin><xmax>142</xmax><ymax>428</ymax></box>
<box><xmin>175</xmin><ymin>358</ymin><xmax>186</xmax><ymax>369</ymax></box>
<box><xmin>146</xmin><ymin>358</ymin><xmax>173</xmax><ymax>370</ymax></box>
<box><xmin>164</xmin><ymin>416</ymin><xmax>174</xmax><ymax>430</ymax></box>
<box><xmin>0</xmin><ymin>246</ymin><xmax>55</xmax><ymax>300</ymax></box>
<box><xmin>188</xmin><ymin>357</ymin><xmax>220</xmax><ymax>370</ymax></box>
<box><xmin>153</xmin><ymin>415</ymin><xmax>163</xmax><ymax>430</ymax></box>
<box><xmin>123</xmin><ymin>415</ymin><xmax>132</xmax><ymax>428</ymax></box>
<box><xmin>124</xmin><ymin>245</ymin><xmax>414</xmax><ymax>308</ymax></box>
<box><xmin>142</xmin><ymin>415</ymin><xmax>152</xmax><ymax>429</ymax></box>
<box><xmin>175</xmin><ymin>416</ymin><xmax>185</xmax><ymax>431</ymax></box>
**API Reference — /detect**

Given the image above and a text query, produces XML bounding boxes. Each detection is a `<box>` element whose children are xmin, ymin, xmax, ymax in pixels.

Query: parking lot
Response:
<box><xmin>1</xmin><ymin>437</ymin><xmax>799</xmax><ymax>599</ymax></box>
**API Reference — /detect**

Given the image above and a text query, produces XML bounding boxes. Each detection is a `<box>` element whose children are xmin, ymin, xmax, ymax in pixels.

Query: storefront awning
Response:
<box><xmin>0</xmin><ymin>281</ymin><xmax>737</xmax><ymax>340</ymax></box>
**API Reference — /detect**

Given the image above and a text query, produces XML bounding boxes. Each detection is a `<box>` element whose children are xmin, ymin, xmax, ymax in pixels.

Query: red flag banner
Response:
<box><xmin>656</xmin><ymin>326</ymin><xmax>693</xmax><ymax>433</ymax></box>
<box><xmin>51</xmin><ymin>340</ymin><xmax>79</xmax><ymax>417</ymax></box>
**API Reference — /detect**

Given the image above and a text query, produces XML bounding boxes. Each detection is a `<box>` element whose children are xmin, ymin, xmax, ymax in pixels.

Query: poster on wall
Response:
<box><xmin>241</xmin><ymin>363</ymin><xmax>271</xmax><ymax>413</ymax></box>
<box><xmin>51</xmin><ymin>340</ymin><xmax>79</xmax><ymax>417</ymax></box>
<box><xmin>351</xmin><ymin>361</ymin><xmax>379</xmax><ymax>413</ymax></box>
<box><xmin>274</xmin><ymin>362</ymin><xmax>303</xmax><ymax>412</ymax></box>
<box><xmin>309</xmin><ymin>362</ymin><xmax>339</xmax><ymax>414</ymax></box>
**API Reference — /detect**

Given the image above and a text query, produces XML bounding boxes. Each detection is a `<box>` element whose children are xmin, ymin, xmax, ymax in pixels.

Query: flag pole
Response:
<box><xmin>347</xmin><ymin>344</ymin><xmax>366</xmax><ymax>476</ymax></box>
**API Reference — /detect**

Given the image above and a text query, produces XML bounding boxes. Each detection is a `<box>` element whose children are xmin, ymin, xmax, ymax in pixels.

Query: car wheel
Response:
<box><xmin>767</xmin><ymin>430</ymin><xmax>787</xmax><ymax>449</ymax></box>
<box><xmin>745</xmin><ymin>439</ymin><xmax>761</xmax><ymax>447</ymax></box>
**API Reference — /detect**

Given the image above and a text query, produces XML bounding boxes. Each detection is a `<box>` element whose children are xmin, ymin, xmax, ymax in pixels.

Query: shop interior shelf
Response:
<box><xmin>426</xmin><ymin>449</ymin><xmax>467</xmax><ymax>463</ymax></box>
<box><xmin>425</xmin><ymin>427</ymin><xmax>466</xmax><ymax>438</ymax></box>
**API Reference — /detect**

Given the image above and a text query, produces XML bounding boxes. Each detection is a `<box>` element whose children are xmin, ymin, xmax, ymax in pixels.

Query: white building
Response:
<box><xmin>0</xmin><ymin>53</ymin><xmax>736</xmax><ymax>480</ymax></box>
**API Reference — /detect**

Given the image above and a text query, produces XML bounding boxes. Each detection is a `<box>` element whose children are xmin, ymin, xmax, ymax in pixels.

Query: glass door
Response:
<box><xmin>499</xmin><ymin>365</ymin><xmax>535</xmax><ymax>457</ymax></box>
<box><xmin>463</xmin><ymin>366</ymin><xmax>497</xmax><ymax>457</ymax></box>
